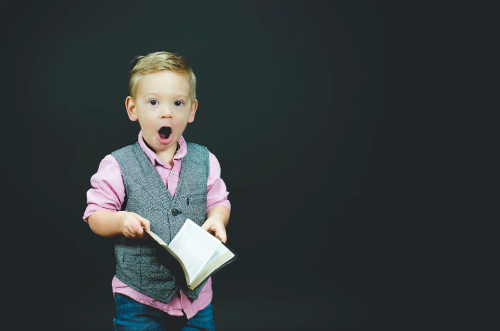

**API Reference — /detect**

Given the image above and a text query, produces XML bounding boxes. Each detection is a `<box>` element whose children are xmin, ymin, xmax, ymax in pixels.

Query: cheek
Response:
<box><xmin>173</xmin><ymin>118</ymin><xmax>186</xmax><ymax>127</ymax></box>
<box><xmin>173</xmin><ymin>117</ymin><xmax>189</xmax><ymax>132</ymax></box>
<box><xmin>139</xmin><ymin>114</ymin><xmax>156</xmax><ymax>131</ymax></box>
<box><xmin>173</xmin><ymin>110</ymin><xmax>189</xmax><ymax>122</ymax></box>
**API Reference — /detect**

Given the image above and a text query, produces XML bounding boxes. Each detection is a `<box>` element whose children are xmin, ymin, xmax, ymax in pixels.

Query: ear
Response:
<box><xmin>125</xmin><ymin>96</ymin><xmax>138</xmax><ymax>121</ymax></box>
<box><xmin>188</xmin><ymin>99</ymin><xmax>198</xmax><ymax>123</ymax></box>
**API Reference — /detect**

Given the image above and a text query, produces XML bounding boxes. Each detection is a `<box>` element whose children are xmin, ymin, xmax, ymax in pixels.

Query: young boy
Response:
<box><xmin>83</xmin><ymin>52</ymin><xmax>230</xmax><ymax>330</ymax></box>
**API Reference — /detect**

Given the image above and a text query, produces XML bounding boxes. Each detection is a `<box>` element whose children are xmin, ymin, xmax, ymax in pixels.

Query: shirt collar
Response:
<box><xmin>137</xmin><ymin>131</ymin><xmax>187</xmax><ymax>167</ymax></box>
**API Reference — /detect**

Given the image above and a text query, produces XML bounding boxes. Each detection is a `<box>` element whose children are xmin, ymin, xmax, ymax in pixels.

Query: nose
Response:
<box><xmin>160</xmin><ymin>105</ymin><xmax>172</xmax><ymax>119</ymax></box>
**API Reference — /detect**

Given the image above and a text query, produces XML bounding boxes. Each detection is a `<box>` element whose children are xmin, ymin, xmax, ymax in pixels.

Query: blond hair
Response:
<box><xmin>129</xmin><ymin>51</ymin><xmax>196</xmax><ymax>102</ymax></box>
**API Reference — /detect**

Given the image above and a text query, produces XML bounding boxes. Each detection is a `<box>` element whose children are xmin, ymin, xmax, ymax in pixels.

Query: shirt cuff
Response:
<box><xmin>206</xmin><ymin>200</ymin><xmax>231</xmax><ymax>214</ymax></box>
<box><xmin>83</xmin><ymin>205</ymin><xmax>119</xmax><ymax>223</ymax></box>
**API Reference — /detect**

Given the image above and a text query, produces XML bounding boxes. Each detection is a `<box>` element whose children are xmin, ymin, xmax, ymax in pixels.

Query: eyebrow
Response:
<box><xmin>144</xmin><ymin>93</ymin><xmax>188</xmax><ymax>99</ymax></box>
<box><xmin>144</xmin><ymin>93</ymin><xmax>161</xmax><ymax>98</ymax></box>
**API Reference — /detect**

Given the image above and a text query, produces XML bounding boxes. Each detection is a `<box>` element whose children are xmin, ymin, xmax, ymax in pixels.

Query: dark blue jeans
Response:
<box><xmin>113</xmin><ymin>294</ymin><xmax>215</xmax><ymax>331</ymax></box>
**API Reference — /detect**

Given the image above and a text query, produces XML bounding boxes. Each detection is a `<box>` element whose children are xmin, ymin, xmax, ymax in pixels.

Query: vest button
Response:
<box><xmin>172</xmin><ymin>209</ymin><xmax>180</xmax><ymax>216</ymax></box>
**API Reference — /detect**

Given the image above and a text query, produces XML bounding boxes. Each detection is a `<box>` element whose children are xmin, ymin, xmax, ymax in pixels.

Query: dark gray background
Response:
<box><xmin>1</xmin><ymin>1</ymin><xmax>479</xmax><ymax>330</ymax></box>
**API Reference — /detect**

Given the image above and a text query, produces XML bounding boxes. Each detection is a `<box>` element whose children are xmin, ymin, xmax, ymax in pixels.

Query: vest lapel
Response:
<box><xmin>134</xmin><ymin>142</ymin><xmax>175</xmax><ymax>202</ymax></box>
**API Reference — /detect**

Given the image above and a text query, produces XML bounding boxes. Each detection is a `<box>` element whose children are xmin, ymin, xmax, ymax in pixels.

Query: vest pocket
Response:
<box><xmin>139</xmin><ymin>263</ymin><xmax>176</xmax><ymax>298</ymax></box>
<box><xmin>186</xmin><ymin>194</ymin><xmax>207</xmax><ymax>226</ymax></box>
<box><xmin>139</xmin><ymin>264</ymin><xmax>174</xmax><ymax>283</ymax></box>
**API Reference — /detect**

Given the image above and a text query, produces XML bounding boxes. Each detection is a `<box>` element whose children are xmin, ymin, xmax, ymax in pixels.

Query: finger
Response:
<box><xmin>201</xmin><ymin>220</ymin><xmax>212</xmax><ymax>231</ymax></box>
<box><xmin>214</xmin><ymin>227</ymin><xmax>227</xmax><ymax>243</ymax></box>
<box><xmin>136</xmin><ymin>231</ymin><xmax>149</xmax><ymax>239</ymax></box>
<box><xmin>138</xmin><ymin>217</ymin><xmax>151</xmax><ymax>231</ymax></box>
<box><xmin>124</xmin><ymin>224</ymin><xmax>135</xmax><ymax>238</ymax></box>
<box><xmin>132</xmin><ymin>222</ymin><xmax>144</xmax><ymax>236</ymax></box>
<box><xmin>124</xmin><ymin>228</ymin><xmax>136</xmax><ymax>239</ymax></box>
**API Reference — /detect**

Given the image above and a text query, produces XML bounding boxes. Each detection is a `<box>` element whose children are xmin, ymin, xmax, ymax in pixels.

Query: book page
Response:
<box><xmin>145</xmin><ymin>229</ymin><xmax>167</xmax><ymax>245</ymax></box>
<box><xmin>144</xmin><ymin>229</ymin><xmax>190</xmax><ymax>284</ymax></box>
<box><xmin>205</xmin><ymin>244</ymin><xmax>229</xmax><ymax>267</ymax></box>
<box><xmin>189</xmin><ymin>245</ymin><xmax>235</xmax><ymax>289</ymax></box>
<box><xmin>168</xmin><ymin>219</ymin><xmax>221</xmax><ymax>284</ymax></box>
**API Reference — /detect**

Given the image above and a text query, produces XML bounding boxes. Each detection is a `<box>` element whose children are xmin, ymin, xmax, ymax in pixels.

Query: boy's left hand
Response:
<box><xmin>202</xmin><ymin>217</ymin><xmax>227</xmax><ymax>243</ymax></box>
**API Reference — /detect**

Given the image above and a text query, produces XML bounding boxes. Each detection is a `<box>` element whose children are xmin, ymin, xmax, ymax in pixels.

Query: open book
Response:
<box><xmin>145</xmin><ymin>219</ymin><xmax>237</xmax><ymax>290</ymax></box>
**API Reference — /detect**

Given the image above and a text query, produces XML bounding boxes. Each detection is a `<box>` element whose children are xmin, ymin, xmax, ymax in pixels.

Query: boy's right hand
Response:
<box><xmin>118</xmin><ymin>211</ymin><xmax>151</xmax><ymax>239</ymax></box>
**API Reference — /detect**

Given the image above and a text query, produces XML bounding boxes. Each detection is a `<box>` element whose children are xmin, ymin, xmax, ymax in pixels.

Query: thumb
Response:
<box><xmin>215</xmin><ymin>226</ymin><xmax>227</xmax><ymax>243</ymax></box>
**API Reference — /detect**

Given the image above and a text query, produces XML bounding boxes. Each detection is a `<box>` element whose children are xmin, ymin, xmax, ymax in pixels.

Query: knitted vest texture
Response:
<box><xmin>111</xmin><ymin>142</ymin><xmax>209</xmax><ymax>303</ymax></box>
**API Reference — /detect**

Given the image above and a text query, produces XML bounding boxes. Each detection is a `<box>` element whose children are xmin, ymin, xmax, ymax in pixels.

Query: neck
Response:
<box><xmin>142</xmin><ymin>137</ymin><xmax>179</xmax><ymax>166</ymax></box>
<box><xmin>157</xmin><ymin>143</ymin><xmax>179</xmax><ymax>166</ymax></box>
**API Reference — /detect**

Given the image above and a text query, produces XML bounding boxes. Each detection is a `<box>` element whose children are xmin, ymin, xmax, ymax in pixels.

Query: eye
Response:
<box><xmin>174</xmin><ymin>100</ymin><xmax>184</xmax><ymax>106</ymax></box>
<box><xmin>148</xmin><ymin>99</ymin><xmax>158</xmax><ymax>106</ymax></box>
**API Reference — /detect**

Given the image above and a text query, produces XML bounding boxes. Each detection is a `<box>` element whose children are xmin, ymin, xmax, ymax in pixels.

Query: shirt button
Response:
<box><xmin>171</xmin><ymin>170</ymin><xmax>175</xmax><ymax>175</ymax></box>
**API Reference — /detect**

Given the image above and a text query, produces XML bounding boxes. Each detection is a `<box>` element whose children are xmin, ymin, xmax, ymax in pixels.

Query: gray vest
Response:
<box><xmin>111</xmin><ymin>141</ymin><xmax>209</xmax><ymax>303</ymax></box>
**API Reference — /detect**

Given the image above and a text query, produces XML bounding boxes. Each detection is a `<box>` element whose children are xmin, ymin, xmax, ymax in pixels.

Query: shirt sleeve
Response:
<box><xmin>83</xmin><ymin>154</ymin><xmax>126</xmax><ymax>222</ymax></box>
<box><xmin>206</xmin><ymin>152</ymin><xmax>231</xmax><ymax>213</ymax></box>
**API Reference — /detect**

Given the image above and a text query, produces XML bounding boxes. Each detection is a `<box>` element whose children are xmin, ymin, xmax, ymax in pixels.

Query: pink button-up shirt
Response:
<box><xmin>83</xmin><ymin>132</ymin><xmax>231</xmax><ymax>319</ymax></box>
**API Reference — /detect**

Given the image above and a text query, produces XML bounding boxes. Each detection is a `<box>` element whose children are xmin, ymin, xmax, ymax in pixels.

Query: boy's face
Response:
<box><xmin>125</xmin><ymin>70</ymin><xmax>197</xmax><ymax>154</ymax></box>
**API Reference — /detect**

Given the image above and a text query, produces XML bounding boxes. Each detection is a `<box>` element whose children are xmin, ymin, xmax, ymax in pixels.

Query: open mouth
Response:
<box><xmin>157</xmin><ymin>126</ymin><xmax>173</xmax><ymax>144</ymax></box>
<box><xmin>158</xmin><ymin>126</ymin><xmax>172</xmax><ymax>139</ymax></box>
